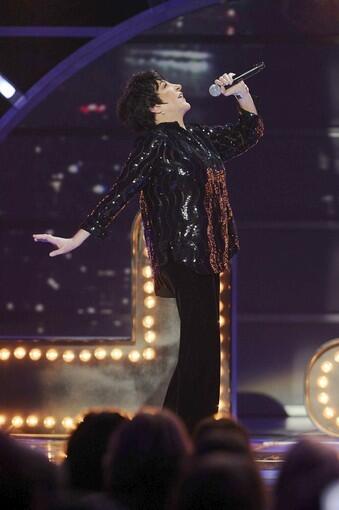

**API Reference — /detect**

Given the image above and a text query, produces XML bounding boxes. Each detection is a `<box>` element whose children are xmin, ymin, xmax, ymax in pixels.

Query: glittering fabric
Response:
<box><xmin>80</xmin><ymin>107</ymin><xmax>264</xmax><ymax>296</ymax></box>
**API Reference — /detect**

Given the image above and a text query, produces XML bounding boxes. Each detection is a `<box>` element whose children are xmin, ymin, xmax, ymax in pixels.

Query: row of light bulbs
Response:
<box><xmin>218</xmin><ymin>273</ymin><xmax>228</xmax><ymax>412</ymax></box>
<box><xmin>0</xmin><ymin>346</ymin><xmax>156</xmax><ymax>363</ymax></box>
<box><xmin>142</xmin><ymin>263</ymin><xmax>157</xmax><ymax>361</ymax></box>
<box><xmin>0</xmin><ymin>414</ymin><xmax>77</xmax><ymax>430</ymax></box>
<box><xmin>315</xmin><ymin>354</ymin><xmax>339</xmax><ymax>424</ymax></box>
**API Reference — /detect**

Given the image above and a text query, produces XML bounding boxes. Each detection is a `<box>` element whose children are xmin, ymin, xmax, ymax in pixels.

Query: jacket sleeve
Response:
<box><xmin>79</xmin><ymin>132</ymin><xmax>163</xmax><ymax>239</ymax></box>
<box><xmin>198</xmin><ymin>107</ymin><xmax>264</xmax><ymax>162</ymax></box>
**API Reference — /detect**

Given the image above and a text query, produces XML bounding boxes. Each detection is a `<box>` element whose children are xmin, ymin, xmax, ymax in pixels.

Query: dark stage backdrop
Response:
<box><xmin>1</xmin><ymin>1</ymin><xmax>339</xmax><ymax>412</ymax></box>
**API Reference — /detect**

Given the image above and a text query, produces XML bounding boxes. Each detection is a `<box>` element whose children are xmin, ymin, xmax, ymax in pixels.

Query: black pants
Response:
<box><xmin>159</xmin><ymin>253</ymin><xmax>221</xmax><ymax>431</ymax></box>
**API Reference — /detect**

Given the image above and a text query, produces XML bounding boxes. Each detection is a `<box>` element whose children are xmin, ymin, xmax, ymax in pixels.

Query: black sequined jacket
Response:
<box><xmin>80</xmin><ymin>107</ymin><xmax>264</xmax><ymax>296</ymax></box>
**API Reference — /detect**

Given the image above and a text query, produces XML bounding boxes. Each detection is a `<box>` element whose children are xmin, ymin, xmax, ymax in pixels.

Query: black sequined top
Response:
<box><xmin>80</xmin><ymin>107</ymin><xmax>264</xmax><ymax>296</ymax></box>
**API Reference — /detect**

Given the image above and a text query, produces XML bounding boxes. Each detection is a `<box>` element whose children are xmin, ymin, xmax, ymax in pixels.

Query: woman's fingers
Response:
<box><xmin>49</xmin><ymin>249</ymin><xmax>63</xmax><ymax>257</ymax></box>
<box><xmin>215</xmin><ymin>72</ymin><xmax>236</xmax><ymax>87</ymax></box>
<box><xmin>33</xmin><ymin>233</ymin><xmax>53</xmax><ymax>243</ymax></box>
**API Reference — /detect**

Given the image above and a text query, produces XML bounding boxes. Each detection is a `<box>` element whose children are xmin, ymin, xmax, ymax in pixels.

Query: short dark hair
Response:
<box><xmin>117</xmin><ymin>70</ymin><xmax>165</xmax><ymax>132</ymax></box>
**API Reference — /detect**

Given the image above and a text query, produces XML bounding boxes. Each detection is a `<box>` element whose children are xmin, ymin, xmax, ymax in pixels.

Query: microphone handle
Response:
<box><xmin>229</xmin><ymin>62</ymin><xmax>265</xmax><ymax>87</ymax></box>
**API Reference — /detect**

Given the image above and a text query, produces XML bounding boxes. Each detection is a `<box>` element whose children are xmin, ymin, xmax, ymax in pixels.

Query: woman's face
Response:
<box><xmin>155</xmin><ymin>79</ymin><xmax>191</xmax><ymax>116</ymax></box>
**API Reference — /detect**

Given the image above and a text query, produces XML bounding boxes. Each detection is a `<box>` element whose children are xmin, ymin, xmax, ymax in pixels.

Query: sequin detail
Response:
<box><xmin>204</xmin><ymin>168</ymin><xmax>229</xmax><ymax>273</ymax></box>
<box><xmin>80</xmin><ymin>108</ymin><xmax>264</xmax><ymax>296</ymax></box>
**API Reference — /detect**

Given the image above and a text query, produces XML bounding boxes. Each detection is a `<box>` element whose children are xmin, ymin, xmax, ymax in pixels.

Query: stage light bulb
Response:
<box><xmin>44</xmin><ymin>416</ymin><xmax>56</xmax><ymax>428</ymax></box>
<box><xmin>220</xmin><ymin>351</ymin><xmax>225</xmax><ymax>361</ymax></box>
<box><xmin>219</xmin><ymin>301</ymin><xmax>224</xmax><ymax>311</ymax></box>
<box><xmin>220</xmin><ymin>282</ymin><xmax>224</xmax><ymax>292</ymax></box>
<box><xmin>144</xmin><ymin>296</ymin><xmax>156</xmax><ymax>309</ymax></box>
<box><xmin>323</xmin><ymin>407</ymin><xmax>335</xmax><ymax>419</ymax></box>
<box><xmin>218</xmin><ymin>400</ymin><xmax>226</xmax><ymax>410</ymax></box>
<box><xmin>63</xmin><ymin>350</ymin><xmax>75</xmax><ymax>363</ymax></box>
<box><xmin>219</xmin><ymin>315</ymin><xmax>225</xmax><ymax>327</ymax></box>
<box><xmin>94</xmin><ymin>347</ymin><xmax>107</xmax><ymax>360</ymax></box>
<box><xmin>0</xmin><ymin>348</ymin><xmax>10</xmax><ymax>361</ymax></box>
<box><xmin>220</xmin><ymin>367</ymin><xmax>225</xmax><ymax>376</ymax></box>
<box><xmin>143</xmin><ymin>281</ymin><xmax>154</xmax><ymax>294</ymax></box>
<box><xmin>12</xmin><ymin>415</ymin><xmax>24</xmax><ymax>428</ymax></box>
<box><xmin>317</xmin><ymin>376</ymin><xmax>329</xmax><ymax>389</ymax></box>
<box><xmin>321</xmin><ymin>361</ymin><xmax>333</xmax><ymax>373</ymax></box>
<box><xmin>46</xmin><ymin>349</ymin><xmax>58</xmax><ymax>361</ymax></box>
<box><xmin>79</xmin><ymin>349</ymin><xmax>92</xmax><ymax>362</ymax></box>
<box><xmin>0</xmin><ymin>75</ymin><xmax>16</xmax><ymax>99</ymax></box>
<box><xmin>318</xmin><ymin>392</ymin><xmax>329</xmax><ymax>405</ymax></box>
<box><xmin>128</xmin><ymin>350</ymin><xmax>141</xmax><ymax>363</ymax></box>
<box><xmin>142</xmin><ymin>265</ymin><xmax>152</xmax><ymax>278</ymax></box>
<box><xmin>62</xmin><ymin>417</ymin><xmax>74</xmax><ymax>430</ymax></box>
<box><xmin>0</xmin><ymin>415</ymin><xmax>7</xmax><ymax>426</ymax></box>
<box><xmin>144</xmin><ymin>330</ymin><xmax>156</xmax><ymax>343</ymax></box>
<box><xmin>142</xmin><ymin>315</ymin><xmax>154</xmax><ymax>328</ymax></box>
<box><xmin>111</xmin><ymin>348</ymin><xmax>123</xmax><ymax>360</ymax></box>
<box><xmin>29</xmin><ymin>348</ymin><xmax>42</xmax><ymax>361</ymax></box>
<box><xmin>220</xmin><ymin>333</ymin><xmax>224</xmax><ymax>342</ymax></box>
<box><xmin>14</xmin><ymin>347</ymin><xmax>26</xmax><ymax>359</ymax></box>
<box><xmin>26</xmin><ymin>415</ymin><xmax>39</xmax><ymax>427</ymax></box>
<box><xmin>143</xmin><ymin>347</ymin><xmax>156</xmax><ymax>360</ymax></box>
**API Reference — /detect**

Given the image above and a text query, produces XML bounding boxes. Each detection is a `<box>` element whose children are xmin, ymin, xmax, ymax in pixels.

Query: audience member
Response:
<box><xmin>273</xmin><ymin>437</ymin><xmax>339</xmax><ymax>510</ymax></box>
<box><xmin>104</xmin><ymin>407</ymin><xmax>193</xmax><ymax>510</ymax></box>
<box><xmin>170</xmin><ymin>451</ymin><xmax>266</xmax><ymax>510</ymax></box>
<box><xmin>64</xmin><ymin>411</ymin><xmax>128</xmax><ymax>493</ymax></box>
<box><xmin>0</xmin><ymin>430</ymin><xmax>58</xmax><ymax>510</ymax></box>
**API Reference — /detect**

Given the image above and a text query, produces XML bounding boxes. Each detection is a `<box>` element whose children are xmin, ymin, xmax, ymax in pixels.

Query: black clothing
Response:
<box><xmin>80</xmin><ymin>107</ymin><xmax>264</xmax><ymax>297</ymax></box>
<box><xmin>160</xmin><ymin>252</ymin><xmax>221</xmax><ymax>430</ymax></box>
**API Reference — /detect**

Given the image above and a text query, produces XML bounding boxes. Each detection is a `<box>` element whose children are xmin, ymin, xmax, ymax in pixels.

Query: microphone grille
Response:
<box><xmin>209</xmin><ymin>84</ymin><xmax>221</xmax><ymax>97</ymax></box>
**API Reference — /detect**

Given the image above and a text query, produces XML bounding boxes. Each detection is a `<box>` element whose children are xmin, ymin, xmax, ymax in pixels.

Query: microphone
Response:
<box><xmin>209</xmin><ymin>61</ymin><xmax>265</xmax><ymax>97</ymax></box>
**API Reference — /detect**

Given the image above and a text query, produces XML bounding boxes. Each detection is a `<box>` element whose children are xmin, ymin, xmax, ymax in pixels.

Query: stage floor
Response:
<box><xmin>14</xmin><ymin>417</ymin><xmax>339</xmax><ymax>485</ymax></box>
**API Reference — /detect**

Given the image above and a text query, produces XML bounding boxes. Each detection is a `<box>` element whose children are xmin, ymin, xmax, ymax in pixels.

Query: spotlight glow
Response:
<box><xmin>46</xmin><ymin>349</ymin><xmax>59</xmax><ymax>361</ymax></box>
<box><xmin>12</xmin><ymin>415</ymin><xmax>24</xmax><ymax>428</ymax></box>
<box><xmin>0</xmin><ymin>348</ymin><xmax>10</xmax><ymax>361</ymax></box>
<box><xmin>0</xmin><ymin>75</ymin><xmax>16</xmax><ymax>99</ymax></box>
<box><xmin>62</xmin><ymin>416</ymin><xmax>75</xmax><ymax>430</ymax></box>
<box><xmin>0</xmin><ymin>415</ymin><xmax>7</xmax><ymax>426</ymax></box>
<box><xmin>111</xmin><ymin>348</ymin><xmax>123</xmax><ymax>360</ymax></box>
<box><xmin>142</xmin><ymin>265</ymin><xmax>153</xmax><ymax>278</ymax></box>
<box><xmin>14</xmin><ymin>347</ymin><xmax>26</xmax><ymax>359</ymax></box>
<box><xmin>29</xmin><ymin>348</ymin><xmax>42</xmax><ymax>361</ymax></box>
<box><xmin>318</xmin><ymin>392</ymin><xmax>330</xmax><ymax>405</ymax></box>
<box><xmin>26</xmin><ymin>415</ymin><xmax>39</xmax><ymax>427</ymax></box>
<box><xmin>143</xmin><ymin>347</ymin><xmax>156</xmax><ymax>360</ymax></box>
<box><xmin>44</xmin><ymin>416</ymin><xmax>56</xmax><ymax>429</ymax></box>
<box><xmin>142</xmin><ymin>315</ymin><xmax>154</xmax><ymax>328</ymax></box>
<box><xmin>323</xmin><ymin>407</ymin><xmax>335</xmax><ymax>419</ymax></box>
<box><xmin>143</xmin><ymin>281</ymin><xmax>154</xmax><ymax>294</ymax></box>
<box><xmin>144</xmin><ymin>331</ymin><xmax>156</xmax><ymax>343</ymax></box>
<box><xmin>128</xmin><ymin>350</ymin><xmax>141</xmax><ymax>363</ymax></box>
<box><xmin>94</xmin><ymin>347</ymin><xmax>107</xmax><ymax>360</ymax></box>
<box><xmin>144</xmin><ymin>296</ymin><xmax>156</xmax><ymax>309</ymax></box>
<box><xmin>79</xmin><ymin>349</ymin><xmax>92</xmax><ymax>362</ymax></box>
<box><xmin>317</xmin><ymin>376</ymin><xmax>329</xmax><ymax>389</ymax></box>
<box><xmin>321</xmin><ymin>361</ymin><xmax>333</xmax><ymax>373</ymax></box>
<box><xmin>63</xmin><ymin>350</ymin><xmax>75</xmax><ymax>363</ymax></box>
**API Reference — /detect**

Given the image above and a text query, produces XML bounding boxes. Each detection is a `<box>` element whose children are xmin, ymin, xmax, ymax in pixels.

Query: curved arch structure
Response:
<box><xmin>0</xmin><ymin>0</ymin><xmax>218</xmax><ymax>142</ymax></box>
